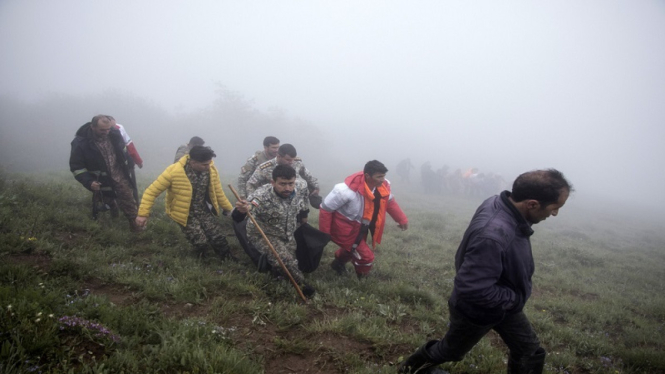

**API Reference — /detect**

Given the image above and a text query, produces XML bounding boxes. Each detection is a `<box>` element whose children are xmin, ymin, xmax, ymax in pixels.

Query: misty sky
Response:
<box><xmin>1</xmin><ymin>1</ymin><xmax>664</xmax><ymax>213</ymax></box>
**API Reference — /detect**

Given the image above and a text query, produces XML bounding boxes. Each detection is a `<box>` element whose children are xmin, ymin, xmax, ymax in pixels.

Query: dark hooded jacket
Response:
<box><xmin>69</xmin><ymin>122</ymin><xmax>136</xmax><ymax>197</ymax></box>
<box><xmin>449</xmin><ymin>191</ymin><xmax>535</xmax><ymax>325</ymax></box>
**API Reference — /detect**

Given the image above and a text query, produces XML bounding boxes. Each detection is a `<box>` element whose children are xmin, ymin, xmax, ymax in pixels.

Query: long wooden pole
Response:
<box><xmin>228</xmin><ymin>184</ymin><xmax>307</xmax><ymax>302</ymax></box>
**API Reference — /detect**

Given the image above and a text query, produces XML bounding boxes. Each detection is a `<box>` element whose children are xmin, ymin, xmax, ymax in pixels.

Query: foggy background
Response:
<box><xmin>1</xmin><ymin>1</ymin><xmax>664</xmax><ymax>221</ymax></box>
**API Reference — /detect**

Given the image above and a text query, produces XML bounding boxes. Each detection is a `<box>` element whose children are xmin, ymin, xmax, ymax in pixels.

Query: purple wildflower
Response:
<box><xmin>58</xmin><ymin>316</ymin><xmax>120</xmax><ymax>343</ymax></box>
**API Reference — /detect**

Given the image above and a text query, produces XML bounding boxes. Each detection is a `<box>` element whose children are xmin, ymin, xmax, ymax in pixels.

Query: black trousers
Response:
<box><xmin>428</xmin><ymin>301</ymin><xmax>541</xmax><ymax>363</ymax></box>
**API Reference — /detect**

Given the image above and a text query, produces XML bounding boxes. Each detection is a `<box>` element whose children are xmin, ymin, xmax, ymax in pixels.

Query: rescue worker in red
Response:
<box><xmin>319</xmin><ymin>160</ymin><xmax>408</xmax><ymax>278</ymax></box>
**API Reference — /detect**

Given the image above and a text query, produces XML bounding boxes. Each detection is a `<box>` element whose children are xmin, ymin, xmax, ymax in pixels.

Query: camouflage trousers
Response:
<box><xmin>248</xmin><ymin>233</ymin><xmax>304</xmax><ymax>284</ymax></box>
<box><xmin>180</xmin><ymin>212</ymin><xmax>230</xmax><ymax>256</ymax></box>
<box><xmin>98</xmin><ymin>178</ymin><xmax>138</xmax><ymax>230</ymax></box>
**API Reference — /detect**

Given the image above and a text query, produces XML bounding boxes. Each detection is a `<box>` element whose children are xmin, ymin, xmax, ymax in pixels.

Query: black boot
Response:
<box><xmin>194</xmin><ymin>245</ymin><xmax>209</xmax><ymax>259</ymax></box>
<box><xmin>398</xmin><ymin>340</ymin><xmax>449</xmax><ymax>374</ymax></box>
<box><xmin>212</xmin><ymin>238</ymin><xmax>235</xmax><ymax>260</ymax></box>
<box><xmin>330</xmin><ymin>258</ymin><xmax>347</xmax><ymax>275</ymax></box>
<box><xmin>301</xmin><ymin>283</ymin><xmax>316</xmax><ymax>298</ymax></box>
<box><xmin>507</xmin><ymin>347</ymin><xmax>546</xmax><ymax>374</ymax></box>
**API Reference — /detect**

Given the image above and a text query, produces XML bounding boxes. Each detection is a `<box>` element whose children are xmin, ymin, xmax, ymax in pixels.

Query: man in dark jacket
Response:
<box><xmin>69</xmin><ymin>115</ymin><xmax>139</xmax><ymax>231</ymax></box>
<box><xmin>398</xmin><ymin>169</ymin><xmax>572</xmax><ymax>374</ymax></box>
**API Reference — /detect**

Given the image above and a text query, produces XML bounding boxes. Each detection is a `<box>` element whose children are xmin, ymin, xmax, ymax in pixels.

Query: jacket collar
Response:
<box><xmin>500</xmin><ymin>190</ymin><xmax>534</xmax><ymax>237</ymax></box>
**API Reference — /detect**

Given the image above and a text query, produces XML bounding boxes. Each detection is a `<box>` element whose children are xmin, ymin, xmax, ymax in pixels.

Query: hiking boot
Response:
<box><xmin>301</xmin><ymin>284</ymin><xmax>316</xmax><ymax>298</ymax></box>
<box><xmin>398</xmin><ymin>340</ymin><xmax>448</xmax><ymax>374</ymax></box>
<box><xmin>212</xmin><ymin>238</ymin><xmax>235</xmax><ymax>260</ymax></box>
<box><xmin>330</xmin><ymin>258</ymin><xmax>347</xmax><ymax>275</ymax></box>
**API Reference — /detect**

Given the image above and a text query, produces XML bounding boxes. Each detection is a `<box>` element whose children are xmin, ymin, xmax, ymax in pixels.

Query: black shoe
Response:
<box><xmin>398</xmin><ymin>340</ymin><xmax>448</xmax><ymax>374</ymax></box>
<box><xmin>330</xmin><ymin>258</ymin><xmax>347</xmax><ymax>275</ymax></box>
<box><xmin>301</xmin><ymin>284</ymin><xmax>316</xmax><ymax>298</ymax></box>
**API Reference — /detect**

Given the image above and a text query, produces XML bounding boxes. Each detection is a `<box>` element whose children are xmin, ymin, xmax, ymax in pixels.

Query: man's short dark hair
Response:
<box><xmin>189</xmin><ymin>146</ymin><xmax>216</xmax><ymax>162</ymax></box>
<box><xmin>278</xmin><ymin>144</ymin><xmax>297</xmax><ymax>158</ymax></box>
<box><xmin>263</xmin><ymin>136</ymin><xmax>280</xmax><ymax>147</ymax></box>
<box><xmin>189</xmin><ymin>136</ymin><xmax>205</xmax><ymax>146</ymax></box>
<box><xmin>91</xmin><ymin>115</ymin><xmax>110</xmax><ymax>127</ymax></box>
<box><xmin>511</xmin><ymin>169</ymin><xmax>573</xmax><ymax>206</ymax></box>
<box><xmin>364</xmin><ymin>160</ymin><xmax>388</xmax><ymax>176</ymax></box>
<box><xmin>272</xmin><ymin>164</ymin><xmax>296</xmax><ymax>181</ymax></box>
<box><xmin>105</xmin><ymin>115</ymin><xmax>115</xmax><ymax>121</ymax></box>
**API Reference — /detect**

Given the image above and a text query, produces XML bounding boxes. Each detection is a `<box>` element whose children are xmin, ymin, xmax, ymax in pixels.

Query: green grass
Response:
<box><xmin>1</xmin><ymin>171</ymin><xmax>664</xmax><ymax>373</ymax></box>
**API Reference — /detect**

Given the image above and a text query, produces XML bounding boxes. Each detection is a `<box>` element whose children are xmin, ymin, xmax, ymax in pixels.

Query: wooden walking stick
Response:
<box><xmin>228</xmin><ymin>184</ymin><xmax>307</xmax><ymax>302</ymax></box>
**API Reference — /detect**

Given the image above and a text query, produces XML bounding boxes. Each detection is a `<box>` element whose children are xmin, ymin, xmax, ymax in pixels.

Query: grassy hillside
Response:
<box><xmin>1</xmin><ymin>172</ymin><xmax>664</xmax><ymax>373</ymax></box>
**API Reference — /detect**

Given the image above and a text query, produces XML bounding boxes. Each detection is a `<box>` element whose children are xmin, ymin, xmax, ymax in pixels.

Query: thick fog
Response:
<box><xmin>1</xmin><ymin>1</ymin><xmax>664</xmax><ymax>219</ymax></box>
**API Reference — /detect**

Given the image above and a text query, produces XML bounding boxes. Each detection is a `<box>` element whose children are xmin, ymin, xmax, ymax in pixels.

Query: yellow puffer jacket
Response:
<box><xmin>138</xmin><ymin>155</ymin><xmax>234</xmax><ymax>226</ymax></box>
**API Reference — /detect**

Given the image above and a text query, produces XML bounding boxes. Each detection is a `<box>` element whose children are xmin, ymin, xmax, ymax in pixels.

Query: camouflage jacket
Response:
<box><xmin>237</xmin><ymin>150</ymin><xmax>272</xmax><ymax>198</ymax></box>
<box><xmin>246</xmin><ymin>183</ymin><xmax>309</xmax><ymax>242</ymax></box>
<box><xmin>245</xmin><ymin>158</ymin><xmax>319</xmax><ymax>197</ymax></box>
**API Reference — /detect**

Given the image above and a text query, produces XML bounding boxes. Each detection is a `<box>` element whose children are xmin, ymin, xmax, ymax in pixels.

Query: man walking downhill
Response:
<box><xmin>398</xmin><ymin>169</ymin><xmax>573</xmax><ymax>374</ymax></box>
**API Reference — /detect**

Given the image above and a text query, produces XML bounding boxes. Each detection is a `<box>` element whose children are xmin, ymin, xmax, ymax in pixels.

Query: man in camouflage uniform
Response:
<box><xmin>233</xmin><ymin>164</ymin><xmax>315</xmax><ymax>298</ymax></box>
<box><xmin>237</xmin><ymin>136</ymin><xmax>280</xmax><ymax>198</ymax></box>
<box><xmin>136</xmin><ymin>146</ymin><xmax>234</xmax><ymax>259</ymax></box>
<box><xmin>69</xmin><ymin>115</ymin><xmax>139</xmax><ymax>231</ymax></box>
<box><xmin>246</xmin><ymin>143</ymin><xmax>320</xmax><ymax>208</ymax></box>
<box><xmin>174</xmin><ymin>136</ymin><xmax>205</xmax><ymax>163</ymax></box>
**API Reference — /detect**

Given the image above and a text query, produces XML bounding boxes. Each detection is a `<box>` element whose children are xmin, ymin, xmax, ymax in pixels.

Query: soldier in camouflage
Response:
<box><xmin>245</xmin><ymin>143</ymin><xmax>320</xmax><ymax>208</ymax></box>
<box><xmin>233</xmin><ymin>164</ymin><xmax>315</xmax><ymax>298</ymax></box>
<box><xmin>237</xmin><ymin>136</ymin><xmax>280</xmax><ymax>198</ymax></box>
<box><xmin>174</xmin><ymin>136</ymin><xmax>205</xmax><ymax>163</ymax></box>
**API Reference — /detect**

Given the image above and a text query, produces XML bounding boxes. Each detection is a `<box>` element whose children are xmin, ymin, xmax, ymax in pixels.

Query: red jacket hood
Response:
<box><xmin>344</xmin><ymin>171</ymin><xmax>366</xmax><ymax>192</ymax></box>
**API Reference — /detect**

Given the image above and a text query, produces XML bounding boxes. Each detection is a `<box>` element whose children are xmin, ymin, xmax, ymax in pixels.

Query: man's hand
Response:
<box><xmin>90</xmin><ymin>181</ymin><xmax>101</xmax><ymax>191</ymax></box>
<box><xmin>135</xmin><ymin>216</ymin><xmax>148</xmax><ymax>227</ymax></box>
<box><xmin>137</xmin><ymin>163</ymin><xmax>143</xmax><ymax>169</ymax></box>
<box><xmin>398</xmin><ymin>222</ymin><xmax>408</xmax><ymax>231</ymax></box>
<box><xmin>235</xmin><ymin>200</ymin><xmax>250</xmax><ymax>214</ymax></box>
<box><xmin>300</xmin><ymin>217</ymin><xmax>308</xmax><ymax>226</ymax></box>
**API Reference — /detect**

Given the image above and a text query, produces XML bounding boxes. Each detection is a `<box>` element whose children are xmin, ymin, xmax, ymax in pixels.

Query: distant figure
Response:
<box><xmin>462</xmin><ymin>167</ymin><xmax>480</xmax><ymax>196</ymax></box>
<box><xmin>396</xmin><ymin>158</ymin><xmax>415</xmax><ymax>183</ymax></box>
<box><xmin>421</xmin><ymin>161</ymin><xmax>439</xmax><ymax>194</ymax></box>
<box><xmin>245</xmin><ymin>143</ymin><xmax>320</xmax><ymax>208</ymax></box>
<box><xmin>237</xmin><ymin>136</ymin><xmax>280</xmax><ymax>199</ymax></box>
<box><xmin>136</xmin><ymin>146</ymin><xmax>235</xmax><ymax>259</ymax></box>
<box><xmin>69</xmin><ymin>115</ymin><xmax>139</xmax><ymax>231</ymax></box>
<box><xmin>319</xmin><ymin>160</ymin><xmax>408</xmax><ymax>279</ymax></box>
<box><xmin>233</xmin><ymin>165</ymin><xmax>316</xmax><ymax>298</ymax></box>
<box><xmin>107</xmin><ymin>115</ymin><xmax>143</xmax><ymax>202</ymax></box>
<box><xmin>174</xmin><ymin>136</ymin><xmax>205</xmax><ymax>163</ymax></box>
<box><xmin>398</xmin><ymin>169</ymin><xmax>573</xmax><ymax>374</ymax></box>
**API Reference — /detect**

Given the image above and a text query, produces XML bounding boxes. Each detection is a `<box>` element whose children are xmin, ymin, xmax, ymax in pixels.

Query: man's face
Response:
<box><xmin>364</xmin><ymin>172</ymin><xmax>386</xmax><ymax>189</ymax></box>
<box><xmin>271</xmin><ymin>176</ymin><xmax>296</xmax><ymax>198</ymax></box>
<box><xmin>189</xmin><ymin>159</ymin><xmax>212</xmax><ymax>172</ymax></box>
<box><xmin>92</xmin><ymin>120</ymin><xmax>113</xmax><ymax>139</ymax></box>
<box><xmin>526</xmin><ymin>189</ymin><xmax>569</xmax><ymax>224</ymax></box>
<box><xmin>276</xmin><ymin>154</ymin><xmax>295</xmax><ymax>166</ymax></box>
<box><xmin>265</xmin><ymin>143</ymin><xmax>280</xmax><ymax>158</ymax></box>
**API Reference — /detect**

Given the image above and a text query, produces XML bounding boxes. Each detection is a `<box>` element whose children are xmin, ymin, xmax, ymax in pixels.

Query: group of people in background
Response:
<box><xmin>69</xmin><ymin>115</ymin><xmax>573</xmax><ymax>374</ymax></box>
<box><xmin>396</xmin><ymin>158</ymin><xmax>508</xmax><ymax>198</ymax></box>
